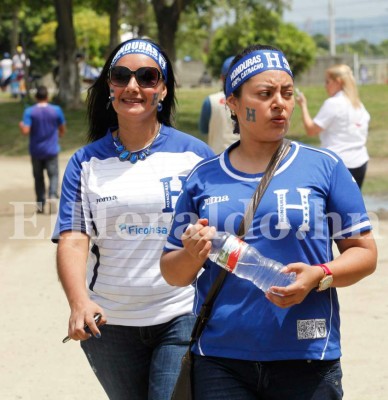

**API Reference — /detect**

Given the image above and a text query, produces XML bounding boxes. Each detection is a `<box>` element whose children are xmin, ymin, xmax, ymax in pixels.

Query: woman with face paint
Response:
<box><xmin>52</xmin><ymin>38</ymin><xmax>214</xmax><ymax>399</ymax></box>
<box><xmin>161</xmin><ymin>45</ymin><xmax>377</xmax><ymax>399</ymax></box>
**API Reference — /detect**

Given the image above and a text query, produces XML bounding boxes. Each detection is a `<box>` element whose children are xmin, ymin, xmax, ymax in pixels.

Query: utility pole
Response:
<box><xmin>328</xmin><ymin>0</ymin><xmax>336</xmax><ymax>56</ymax></box>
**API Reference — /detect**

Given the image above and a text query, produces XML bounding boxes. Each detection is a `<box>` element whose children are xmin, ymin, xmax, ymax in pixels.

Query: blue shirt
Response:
<box><xmin>23</xmin><ymin>103</ymin><xmax>65</xmax><ymax>158</ymax></box>
<box><xmin>164</xmin><ymin>141</ymin><xmax>371</xmax><ymax>361</ymax></box>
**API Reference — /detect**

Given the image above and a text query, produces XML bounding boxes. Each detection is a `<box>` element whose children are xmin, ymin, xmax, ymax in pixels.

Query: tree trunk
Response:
<box><xmin>151</xmin><ymin>0</ymin><xmax>192</xmax><ymax>62</ymax></box>
<box><xmin>53</xmin><ymin>0</ymin><xmax>81</xmax><ymax>109</ymax></box>
<box><xmin>10</xmin><ymin>6</ymin><xmax>19</xmax><ymax>55</ymax></box>
<box><xmin>109</xmin><ymin>0</ymin><xmax>121</xmax><ymax>54</ymax></box>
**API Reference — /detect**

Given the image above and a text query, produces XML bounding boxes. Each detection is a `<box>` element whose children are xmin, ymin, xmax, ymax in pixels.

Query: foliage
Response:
<box><xmin>33</xmin><ymin>8</ymin><xmax>109</xmax><ymax>74</ymax></box>
<box><xmin>273</xmin><ymin>23</ymin><xmax>317</xmax><ymax>78</ymax></box>
<box><xmin>175</xmin><ymin>6</ymin><xmax>213</xmax><ymax>61</ymax></box>
<box><xmin>121</xmin><ymin>0</ymin><xmax>158</xmax><ymax>39</ymax></box>
<box><xmin>207</xmin><ymin>6</ymin><xmax>316</xmax><ymax>78</ymax></box>
<box><xmin>313</xmin><ymin>36</ymin><xmax>388</xmax><ymax>58</ymax></box>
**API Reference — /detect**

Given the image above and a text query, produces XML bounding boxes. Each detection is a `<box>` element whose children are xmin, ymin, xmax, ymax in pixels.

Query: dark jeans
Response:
<box><xmin>348</xmin><ymin>161</ymin><xmax>368</xmax><ymax>189</ymax></box>
<box><xmin>31</xmin><ymin>155</ymin><xmax>59</xmax><ymax>205</ymax></box>
<box><xmin>193</xmin><ymin>354</ymin><xmax>343</xmax><ymax>400</ymax></box>
<box><xmin>81</xmin><ymin>314</ymin><xmax>195</xmax><ymax>400</ymax></box>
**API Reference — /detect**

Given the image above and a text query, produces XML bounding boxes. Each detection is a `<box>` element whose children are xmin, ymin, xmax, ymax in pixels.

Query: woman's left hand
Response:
<box><xmin>265</xmin><ymin>263</ymin><xmax>323</xmax><ymax>308</ymax></box>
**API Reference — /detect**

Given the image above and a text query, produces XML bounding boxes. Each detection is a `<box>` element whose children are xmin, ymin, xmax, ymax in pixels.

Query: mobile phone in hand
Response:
<box><xmin>62</xmin><ymin>313</ymin><xmax>102</xmax><ymax>343</ymax></box>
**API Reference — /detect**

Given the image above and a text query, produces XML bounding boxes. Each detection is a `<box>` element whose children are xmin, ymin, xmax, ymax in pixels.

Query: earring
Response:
<box><xmin>157</xmin><ymin>100</ymin><xmax>163</xmax><ymax>112</ymax></box>
<box><xmin>106</xmin><ymin>89</ymin><xmax>115</xmax><ymax>110</ymax></box>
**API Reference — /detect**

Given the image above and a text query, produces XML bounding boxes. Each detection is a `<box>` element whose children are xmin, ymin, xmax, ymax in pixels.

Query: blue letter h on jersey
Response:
<box><xmin>160</xmin><ymin>176</ymin><xmax>185</xmax><ymax>213</ymax></box>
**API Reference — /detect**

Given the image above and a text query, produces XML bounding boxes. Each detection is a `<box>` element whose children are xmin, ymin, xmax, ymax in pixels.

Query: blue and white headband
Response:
<box><xmin>225</xmin><ymin>50</ymin><xmax>293</xmax><ymax>97</ymax></box>
<box><xmin>110</xmin><ymin>39</ymin><xmax>168</xmax><ymax>82</ymax></box>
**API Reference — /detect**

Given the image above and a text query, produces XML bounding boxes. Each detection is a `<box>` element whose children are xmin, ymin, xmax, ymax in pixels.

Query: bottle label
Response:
<box><xmin>216</xmin><ymin>235</ymin><xmax>248</xmax><ymax>272</ymax></box>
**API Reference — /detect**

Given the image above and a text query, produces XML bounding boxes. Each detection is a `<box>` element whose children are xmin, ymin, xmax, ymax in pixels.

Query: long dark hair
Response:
<box><xmin>86</xmin><ymin>38</ymin><xmax>177</xmax><ymax>142</ymax></box>
<box><xmin>223</xmin><ymin>44</ymin><xmax>281</xmax><ymax>134</ymax></box>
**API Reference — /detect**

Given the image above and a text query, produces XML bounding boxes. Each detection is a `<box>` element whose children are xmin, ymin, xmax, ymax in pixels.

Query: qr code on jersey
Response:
<box><xmin>297</xmin><ymin>319</ymin><xmax>327</xmax><ymax>340</ymax></box>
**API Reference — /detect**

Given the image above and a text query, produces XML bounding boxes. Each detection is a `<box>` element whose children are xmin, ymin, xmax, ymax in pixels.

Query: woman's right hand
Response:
<box><xmin>295</xmin><ymin>90</ymin><xmax>306</xmax><ymax>106</ymax></box>
<box><xmin>67</xmin><ymin>301</ymin><xmax>107</xmax><ymax>341</ymax></box>
<box><xmin>181</xmin><ymin>219</ymin><xmax>216</xmax><ymax>262</ymax></box>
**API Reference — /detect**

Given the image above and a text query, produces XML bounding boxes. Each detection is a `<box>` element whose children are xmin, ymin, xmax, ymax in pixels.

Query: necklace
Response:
<box><xmin>113</xmin><ymin>124</ymin><xmax>161</xmax><ymax>163</ymax></box>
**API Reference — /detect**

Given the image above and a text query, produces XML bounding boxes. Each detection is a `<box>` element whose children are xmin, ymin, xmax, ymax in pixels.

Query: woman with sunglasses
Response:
<box><xmin>52</xmin><ymin>38</ymin><xmax>214</xmax><ymax>399</ymax></box>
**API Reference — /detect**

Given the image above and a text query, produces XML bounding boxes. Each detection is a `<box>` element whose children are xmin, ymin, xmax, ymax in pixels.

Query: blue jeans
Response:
<box><xmin>31</xmin><ymin>155</ymin><xmax>59</xmax><ymax>205</ymax></box>
<box><xmin>81</xmin><ymin>314</ymin><xmax>195</xmax><ymax>400</ymax></box>
<box><xmin>193</xmin><ymin>354</ymin><xmax>343</xmax><ymax>400</ymax></box>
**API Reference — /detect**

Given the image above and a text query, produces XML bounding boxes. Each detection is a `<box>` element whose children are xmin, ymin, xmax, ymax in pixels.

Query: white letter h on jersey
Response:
<box><xmin>274</xmin><ymin>188</ymin><xmax>311</xmax><ymax>232</ymax></box>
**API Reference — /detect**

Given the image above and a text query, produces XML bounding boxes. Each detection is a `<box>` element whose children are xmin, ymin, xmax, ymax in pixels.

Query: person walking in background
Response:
<box><xmin>19</xmin><ymin>85</ymin><xmax>66</xmax><ymax>214</ymax></box>
<box><xmin>0</xmin><ymin>52</ymin><xmax>13</xmax><ymax>92</ymax></box>
<box><xmin>161</xmin><ymin>44</ymin><xmax>377</xmax><ymax>399</ymax></box>
<box><xmin>52</xmin><ymin>38</ymin><xmax>214</xmax><ymax>400</ymax></box>
<box><xmin>296</xmin><ymin>64</ymin><xmax>370</xmax><ymax>189</ymax></box>
<box><xmin>199</xmin><ymin>56</ymin><xmax>238</xmax><ymax>154</ymax></box>
<box><xmin>12</xmin><ymin>46</ymin><xmax>30</xmax><ymax>99</ymax></box>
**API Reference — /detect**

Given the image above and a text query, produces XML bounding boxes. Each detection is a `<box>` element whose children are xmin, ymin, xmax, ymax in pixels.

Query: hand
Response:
<box><xmin>181</xmin><ymin>219</ymin><xmax>216</xmax><ymax>263</ymax></box>
<box><xmin>265</xmin><ymin>263</ymin><xmax>324</xmax><ymax>308</ymax></box>
<box><xmin>295</xmin><ymin>91</ymin><xmax>306</xmax><ymax>107</ymax></box>
<box><xmin>67</xmin><ymin>301</ymin><xmax>107</xmax><ymax>341</ymax></box>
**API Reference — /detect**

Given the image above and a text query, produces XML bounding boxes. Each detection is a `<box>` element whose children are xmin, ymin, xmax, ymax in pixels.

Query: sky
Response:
<box><xmin>283</xmin><ymin>0</ymin><xmax>388</xmax><ymax>43</ymax></box>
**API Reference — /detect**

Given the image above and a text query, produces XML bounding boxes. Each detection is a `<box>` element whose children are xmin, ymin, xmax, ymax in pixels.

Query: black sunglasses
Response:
<box><xmin>109</xmin><ymin>66</ymin><xmax>162</xmax><ymax>88</ymax></box>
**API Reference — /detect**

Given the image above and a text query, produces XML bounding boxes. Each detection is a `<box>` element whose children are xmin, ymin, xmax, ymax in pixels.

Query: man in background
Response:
<box><xmin>19</xmin><ymin>86</ymin><xmax>66</xmax><ymax>214</ymax></box>
<box><xmin>198</xmin><ymin>56</ymin><xmax>238</xmax><ymax>154</ymax></box>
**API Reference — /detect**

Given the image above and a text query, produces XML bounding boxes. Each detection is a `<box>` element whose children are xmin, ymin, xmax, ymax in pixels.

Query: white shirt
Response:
<box><xmin>314</xmin><ymin>91</ymin><xmax>370</xmax><ymax>168</ymax></box>
<box><xmin>0</xmin><ymin>58</ymin><xmax>13</xmax><ymax>80</ymax></box>
<box><xmin>208</xmin><ymin>91</ymin><xmax>238</xmax><ymax>154</ymax></box>
<box><xmin>53</xmin><ymin>126</ymin><xmax>214</xmax><ymax>326</ymax></box>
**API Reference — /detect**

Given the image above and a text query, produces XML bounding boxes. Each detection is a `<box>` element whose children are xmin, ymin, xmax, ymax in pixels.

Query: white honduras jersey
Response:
<box><xmin>53</xmin><ymin>125</ymin><xmax>214</xmax><ymax>326</ymax></box>
<box><xmin>165</xmin><ymin>141</ymin><xmax>371</xmax><ymax>361</ymax></box>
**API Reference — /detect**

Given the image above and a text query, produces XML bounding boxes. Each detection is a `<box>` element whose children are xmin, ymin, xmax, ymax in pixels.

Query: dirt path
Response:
<box><xmin>0</xmin><ymin>154</ymin><xmax>387</xmax><ymax>399</ymax></box>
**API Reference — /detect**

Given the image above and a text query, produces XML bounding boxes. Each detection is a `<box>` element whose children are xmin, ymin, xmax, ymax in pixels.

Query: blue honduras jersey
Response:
<box><xmin>165</xmin><ymin>140</ymin><xmax>371</xmax><ymax>361</ymax></box>
<box><xmin>52</xmin><ymin>125</ymin><xmax>214</xmax><ymax>326</ymax></box>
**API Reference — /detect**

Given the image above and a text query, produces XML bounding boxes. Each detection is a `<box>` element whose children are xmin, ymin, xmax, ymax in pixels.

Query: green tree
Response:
<box><xmin>34</xmin><ymin>8</ymin><xmax>110</xmax><ymax>71</ymax></box>
<box><xmin>83</xmin><ymin>0</ymin><xmax>121</xmax><ymax>54</ymax></box>
<box><xmin>207</xmin><ymin>6</ymin><xmax>316</xmax><ymax>78</ymax></box>
<box><xmin>312</xmin><ymin>33</ymin><xmax>330</xmax><ymax>54</ymax></box>
<box><xmin>379</xmin><ymin>40</ymin><xmax>388</xmax><ymax>57</ymax></box>
<box><xmin>151</xmin><ymin>0</ymin><xmax>195</xmax><ymax>61</ymax></box>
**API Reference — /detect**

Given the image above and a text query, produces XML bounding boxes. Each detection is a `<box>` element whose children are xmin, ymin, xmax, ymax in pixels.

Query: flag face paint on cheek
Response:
<box><xmin>151</xmin><ymin>93</ymin><xmax>158</xmax><ymax>106</ymax></box>
<box><xmin>246</xmin><ymin>107</ymin><xmax>256</xmax><ymax>122</ymax></box>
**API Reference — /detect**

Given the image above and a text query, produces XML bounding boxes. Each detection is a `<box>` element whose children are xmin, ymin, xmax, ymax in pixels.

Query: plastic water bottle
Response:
<box><xmin>208</xmin><ymin>232</ymin><xmax>296</xmax><ymax>294</ymax></box>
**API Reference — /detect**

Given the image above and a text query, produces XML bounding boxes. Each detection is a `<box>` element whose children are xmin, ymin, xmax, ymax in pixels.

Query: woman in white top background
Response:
<box><xmin>296</xmin><ymin>64</ymin><xmax>370</xmax><ymax>189</ymax></box>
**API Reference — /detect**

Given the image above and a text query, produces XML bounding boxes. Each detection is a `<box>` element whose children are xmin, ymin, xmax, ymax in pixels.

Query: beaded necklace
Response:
<box><xmin>113</xmin><ymin>124</ymin><xmax>161</xmax><ymax>163</ymax></box>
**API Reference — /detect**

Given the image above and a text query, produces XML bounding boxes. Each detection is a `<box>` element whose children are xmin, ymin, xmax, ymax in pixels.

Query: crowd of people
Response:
<box><xmin>5</xmin><ymin>35</ymin><xmax>374</xmax><ymax>400</ymax></box>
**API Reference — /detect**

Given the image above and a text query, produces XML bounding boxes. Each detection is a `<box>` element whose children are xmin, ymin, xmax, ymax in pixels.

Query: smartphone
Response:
<box><xmin>62</xmin><ymin>313</ymin><xmax>102</xmax><ymax>343</ymax></box>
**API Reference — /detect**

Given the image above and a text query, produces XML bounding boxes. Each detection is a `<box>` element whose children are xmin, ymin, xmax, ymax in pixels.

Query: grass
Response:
<box><xmin>1</xmin><ymin>84</ymin><xmax>387</xmax><ymax>194</ymax></box>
